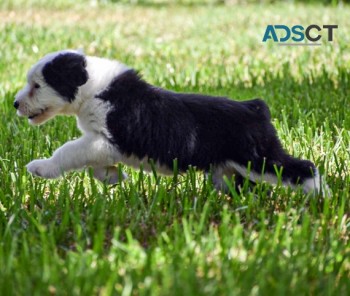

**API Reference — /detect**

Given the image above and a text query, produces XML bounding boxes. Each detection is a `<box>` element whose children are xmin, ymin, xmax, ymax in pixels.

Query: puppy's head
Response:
<box><xmin>14</xmin><ymin>50</ymin><xmax>88</xmax><ymax>125</ymax></box>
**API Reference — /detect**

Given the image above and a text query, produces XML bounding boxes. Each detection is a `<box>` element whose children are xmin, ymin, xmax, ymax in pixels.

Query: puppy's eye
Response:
<box><xmin>34</xmin><ymin>83</ymin><xmax>40</xmax><ymax>89</ymax></box>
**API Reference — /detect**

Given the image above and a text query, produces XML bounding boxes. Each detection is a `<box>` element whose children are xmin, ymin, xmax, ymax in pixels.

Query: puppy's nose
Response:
<box><xmin>14</xmin><ymin>101</ymin><xmax>19</xmax><ymax>109</ymax></box>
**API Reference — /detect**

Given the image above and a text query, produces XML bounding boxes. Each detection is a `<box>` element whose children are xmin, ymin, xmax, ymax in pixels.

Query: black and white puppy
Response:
<box><xmin>14</xmin><ymin>50</ymin><xmax>325</xmax><ymax>194</ymax></box>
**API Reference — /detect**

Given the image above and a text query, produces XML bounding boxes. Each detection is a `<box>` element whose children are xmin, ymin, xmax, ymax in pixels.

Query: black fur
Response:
<box><xmin>42</xmin><ymin>53</ymin><xmax>88</xmax><ymax>102</ymax></box>
<box><xmin>96</xmin><ymin>69</ymin><xmax>316</xmax><ymax>185</ymax></box>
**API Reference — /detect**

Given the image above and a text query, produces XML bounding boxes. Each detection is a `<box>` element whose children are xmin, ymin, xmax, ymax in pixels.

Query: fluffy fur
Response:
<box><xmin>14</xmin><ymin>50</ymin><xmax>328</xmax><ymax>195</ymax></box>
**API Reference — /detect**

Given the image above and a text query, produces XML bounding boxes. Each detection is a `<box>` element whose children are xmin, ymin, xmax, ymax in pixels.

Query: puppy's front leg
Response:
<box><xmin>27</xmin><ymin>135</ymin><xmax>117</xmax><ymax>179</ymax></box>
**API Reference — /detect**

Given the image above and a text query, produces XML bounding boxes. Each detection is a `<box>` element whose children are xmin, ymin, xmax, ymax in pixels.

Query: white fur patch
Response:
<box><xmin>226</xmin><ymin>160</ymin><xmax>281</xmax><ymax>186</ymax></box>
<box><xmin>302</xmin><ymin>169</ymin><xmax>321</xmax><ymax>193</ymax></box>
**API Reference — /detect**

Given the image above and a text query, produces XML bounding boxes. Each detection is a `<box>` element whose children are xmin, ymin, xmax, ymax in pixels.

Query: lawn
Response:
<box><xmin>0</xmin><ymin>1</ymin><xmax>349</xmax><ymax>295</ymax></box>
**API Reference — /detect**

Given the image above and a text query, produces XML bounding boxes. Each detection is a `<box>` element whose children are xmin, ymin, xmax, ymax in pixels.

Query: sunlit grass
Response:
<box><xmin>0</xmin><ymin>1</ymin><xmax>349</xmax><ymax>295</ymax></box>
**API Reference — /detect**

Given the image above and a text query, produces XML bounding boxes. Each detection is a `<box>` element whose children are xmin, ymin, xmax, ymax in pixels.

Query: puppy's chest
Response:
<box><xmin>77</xmin><ymin>100</ymin><xmax>111</xmax><ymax>136</ymax></box>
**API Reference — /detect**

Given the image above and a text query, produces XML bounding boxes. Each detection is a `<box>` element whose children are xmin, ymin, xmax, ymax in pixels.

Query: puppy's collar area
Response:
<box><xmin>70</xmin><ymin>57</ymin><xmax>129</xmax><ymax>117</ymax></box>
<box><xmin>79</xmin><ymin>56</ymin><xmax>129</xmax><ymax>97</ymax></box>
<box><xmin>62</xmin><ymin>88</ymin><xmax>85</xmax><ymax>115</ymax></box>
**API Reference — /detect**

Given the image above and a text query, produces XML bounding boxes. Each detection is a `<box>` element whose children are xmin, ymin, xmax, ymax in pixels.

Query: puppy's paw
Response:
<box><xmin>26</xmin><ymin>159</ymin><xmax>62</xmax><ymax>179</ymax></box>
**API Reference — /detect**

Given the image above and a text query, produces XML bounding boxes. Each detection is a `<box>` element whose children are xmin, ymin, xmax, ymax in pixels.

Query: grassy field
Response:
<box><xmin>0</xmin><ymin>1</ymin><xmax>349</xmax><ymax>295</ymax></box>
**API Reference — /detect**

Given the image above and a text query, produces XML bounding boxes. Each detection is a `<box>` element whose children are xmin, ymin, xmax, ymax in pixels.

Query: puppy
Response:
<box><xmin>14</xmin><ymin>50</ymin><xmax>325</xmax><ymax>194</ymax></box>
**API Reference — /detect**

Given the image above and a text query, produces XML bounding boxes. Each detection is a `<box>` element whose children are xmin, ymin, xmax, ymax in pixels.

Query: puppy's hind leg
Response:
<box><xmin>93</xmin><ymin>166</ymin><xmax>128</xmax><ymax>185</ymax></box>
<box><xmin>212</xmin><ymin>165</ymin><xmax>253</xmax><ymax>194</ymax></box>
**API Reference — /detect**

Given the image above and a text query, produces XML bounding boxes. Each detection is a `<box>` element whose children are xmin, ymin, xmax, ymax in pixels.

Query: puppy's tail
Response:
<box><xmin>242</xmin><ymin>98</ymin><xmax>271</xmax><ymax>121</ymax></box>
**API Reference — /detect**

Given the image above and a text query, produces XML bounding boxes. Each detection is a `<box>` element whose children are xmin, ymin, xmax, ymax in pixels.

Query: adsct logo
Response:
<box><xmin>262</xmin><ymin>25</ymin><xmax>338</xmax><ymax>46</ymax></box>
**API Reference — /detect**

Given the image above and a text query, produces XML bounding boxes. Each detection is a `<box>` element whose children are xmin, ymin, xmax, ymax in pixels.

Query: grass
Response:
<box><xmin>0</xmin><ymin>1</ymin><xmax>350</xmax><ymax>295</ymax></box>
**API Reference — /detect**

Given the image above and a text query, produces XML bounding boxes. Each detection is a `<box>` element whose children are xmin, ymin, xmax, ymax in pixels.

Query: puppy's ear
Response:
<box><xmin>42</xmin><ymin>52</ymin><xmax>89</xmax><ymax>102</ymax></box>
